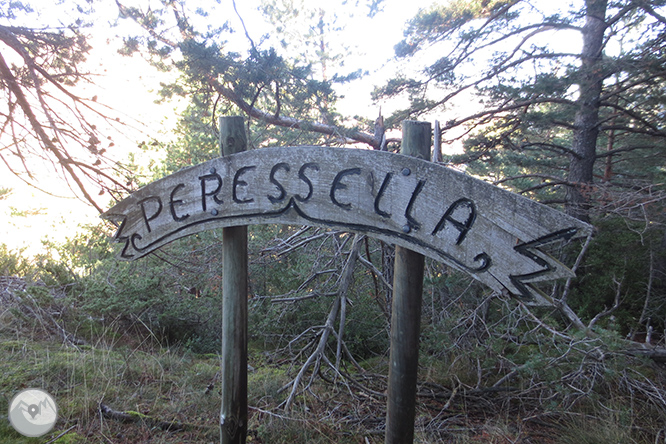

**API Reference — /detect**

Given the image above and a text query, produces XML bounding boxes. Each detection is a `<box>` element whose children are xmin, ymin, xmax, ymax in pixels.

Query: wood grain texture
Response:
<box><xmin>102</xmin><ymin>145</ymin><xmax>592</xmax><ymax>301</ymax></box>
<box><xmin>385</xmin><ymin>120</ymin><xmax>429</xmax><ymax>444</ymax></box>
<box><xmin>218</xmin><ymin>116</ymin><xmax>248</xmax><ymax>444</ymax></box>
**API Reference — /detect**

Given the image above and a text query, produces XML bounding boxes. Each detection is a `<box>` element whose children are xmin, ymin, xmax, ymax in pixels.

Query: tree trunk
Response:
<box><xmin>566</xmin><ymin>0</ymin><xmax>608</xmax><ymax>222</ymax></box>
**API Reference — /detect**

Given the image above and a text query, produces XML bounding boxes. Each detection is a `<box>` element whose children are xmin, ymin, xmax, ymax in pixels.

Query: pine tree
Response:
<box><xmin>116</xmin><ymin>0</ymin><xmax>384</xmax><ymax>151</ymax></box>
<box><xmin>375</xmin><ymin>0</ymin><xmax>666</xmax><ymax>223</ymax></box>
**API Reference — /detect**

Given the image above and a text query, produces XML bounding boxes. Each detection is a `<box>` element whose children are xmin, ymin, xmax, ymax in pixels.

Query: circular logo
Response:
<box><xmin>8</xmin><ymin>388</ymin><xmax>58</xmax><ymax>437</ymax></box>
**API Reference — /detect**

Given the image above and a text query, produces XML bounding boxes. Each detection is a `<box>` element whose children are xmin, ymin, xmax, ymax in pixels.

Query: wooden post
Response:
<box><xmin>219</xmin><ymin>116</ymin><xmax>248</xmax><ymax>444</ymax></box>
<box><xmin>433</xmin><ymin>120</ymin><xmax>442</xmax><ymax>163</ymax></box>
<box><xmin>385</xmin><ymin>120</ymin><xmax>430</xmax><ymax>444</ymax></box>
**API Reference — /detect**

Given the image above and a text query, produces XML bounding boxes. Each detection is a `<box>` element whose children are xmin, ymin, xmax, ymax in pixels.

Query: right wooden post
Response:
<box><xmin>385</xmin><ymin>120</ymin><xmax>431</xmax><ymax>444</ymax></box>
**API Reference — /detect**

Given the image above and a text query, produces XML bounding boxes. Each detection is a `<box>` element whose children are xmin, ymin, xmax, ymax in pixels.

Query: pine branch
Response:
<box><xmin>116</xmin><ymin>1</ymin><xmax>383</xmax><ymax>149</ymax></box>
<box><xmin>205</xmin><ymin>75</ymin><xmax>381</xmax><ymax>148</ymax></box>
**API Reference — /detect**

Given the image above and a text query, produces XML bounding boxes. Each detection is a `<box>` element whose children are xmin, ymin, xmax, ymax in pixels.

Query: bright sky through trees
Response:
<box><xmin>0</xmin><ymin>0</ymin><xmax>440</xmax><ymax>255</ymax></box>
<box><xmin>0</xmin><ymin>0</ymin><xmax>588</xmax><ymax>255</ymax></box>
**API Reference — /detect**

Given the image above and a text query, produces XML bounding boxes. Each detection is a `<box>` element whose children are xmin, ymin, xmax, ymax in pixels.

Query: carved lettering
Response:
<box><xmin>199</xmin><ymin>173</ymin><xmax>224</xmax><ymax>211</ymax></box>
<box><xmin>431</xmin><ymin>198</ymin><xmax>477</xmax><ymax>245</ymax></box>
<box><xmin>295</xmin><ymin>163</ymin><xmax>319</xmax><ymax>202</ymax></box>
<box><xmin>233</xmin><ymin>166</ymin><xmax>256</xmax><ymax>204</ymax></box>
<box><xmin>404</xmin><ymin>180</ymin><xmax>426</xmax><ymax>230</ymax></box>
<box><xmin>169</xmin><ymin>183</ymin><xmax>190</xmax><ymax>222</ymax></box>
<box><xmin>138</xmin><ymin>196</ymin><xmax>163</xmax><ymax>233</ymax></box>
<box><xmin>102</xmin><ymin>146</ymin><xmax>591</xmax><ymax>301</ymax></box>
<box><xmin>268</xmin><ymin>163</ymin><xmax>290</xmax><ymax>204</ymax></box>
<box><xmin>374</xmin><ymin>172</ymin><xmax>392</xmax><ymax>218</ymax></box>
<box><xmin>509</xmin><ymin>228</ymin><xmax>579</xmax><ymax>299</ymax></box>
<box><xmin>330</xmin><ymin>168</ymin><xmax>361</xmax><ymax>210</ymax></box>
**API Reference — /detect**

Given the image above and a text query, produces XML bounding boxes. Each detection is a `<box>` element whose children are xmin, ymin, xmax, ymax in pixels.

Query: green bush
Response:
<box><xmin>46</xmin><ymin>225</ymin><xmax>226</xmax><ymax>351</ymax></box>
<box><xmin>570</xmin><ymin>217</ymin><xmax>666</xmax><ymax>335</ymax></box>
<box><xmin>0</xmin><ymin>243</ymin><xmax>33</xmax><ymax>277</ymax></box>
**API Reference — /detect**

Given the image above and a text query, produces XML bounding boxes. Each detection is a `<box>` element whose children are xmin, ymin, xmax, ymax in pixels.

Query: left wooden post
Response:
<box><xmin>219</xmin><ymin>116</ymin><xmax>248</xmax><ymax>444</ymax></box>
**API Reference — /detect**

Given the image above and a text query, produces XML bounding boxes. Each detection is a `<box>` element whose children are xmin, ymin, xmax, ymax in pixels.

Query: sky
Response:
<box><xmin>0</xmin><ymin>2</ymin><xmax>181</xmax><ymax>257</ymax></box>
<box><xmin>0</xmin><ymin>0</ymin><xmax>442</xmax><ymax>257</ymax></box>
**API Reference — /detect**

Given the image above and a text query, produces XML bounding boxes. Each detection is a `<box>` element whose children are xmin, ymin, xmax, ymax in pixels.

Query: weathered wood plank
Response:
<box><xmin>102</xmin><ymin>145</ymin><xmax>592</xmax><ymax>301</ymax></box>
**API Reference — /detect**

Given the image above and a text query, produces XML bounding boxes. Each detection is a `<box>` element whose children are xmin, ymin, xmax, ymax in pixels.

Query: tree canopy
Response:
<box><xmin>376</xmin><ymin>0</ymin><xmax>666</xmax><ymax>222</ymax></box>
<box><xmin>2</xmin><ymin>0</ymin><xmax>665</xmax><ymax>221</ymax></box>
<box><xmin>115</xmin><ymin>0</ymin><xmax>385</xmax><ymax>153</ymax></box>
<box><xmin>0</xmin><ymin>1</ymin><xmax>134</xmax><ymax>212</ymax></box>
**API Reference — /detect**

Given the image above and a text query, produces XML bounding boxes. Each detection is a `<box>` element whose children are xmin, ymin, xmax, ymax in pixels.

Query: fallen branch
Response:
<box><xmin>622</xmin><ymin>347</ymin><xmax>666</xmax><ymax>363</ymax></box>
<box><xmin>587</xmin><ymin>275</ymin><xmax>622</xmax><ymax>329</ymax></box>
<box><xmin>99</xmin><ymin>403</ymin><xmax>194</xmax><ymax>432</ymax></box>
<box><xmin>44</xmin><ymin>425</ymin><xmax>77</xmax><ymax>444</ymax></box>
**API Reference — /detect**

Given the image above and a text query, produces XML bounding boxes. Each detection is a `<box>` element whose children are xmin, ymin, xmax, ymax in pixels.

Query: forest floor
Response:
<box><xmin>0</xmin><ymin>278</ymin><xmax>664</xmax><ymax>443</ymax></box>
<box><xmin>0</xmin><ymin>328</ymin><xmax>565</xmax><ymax>444</ymax></box>
<box><xmin>2</xmin><ymin>322</ymin><xmax>661</xmax><ymax>444</ymax></box>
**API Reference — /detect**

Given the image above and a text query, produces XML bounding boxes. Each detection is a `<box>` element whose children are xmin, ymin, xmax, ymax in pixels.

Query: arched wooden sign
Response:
<box><xmin>102</xmin><ymin>145</ymin><xmax>591</xmax><ymax>301</ymax></box>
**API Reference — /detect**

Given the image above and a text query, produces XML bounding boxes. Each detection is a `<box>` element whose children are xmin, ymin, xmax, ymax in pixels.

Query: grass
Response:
<box><xmin>0</xmin><ymin>328</ymin><xmax>221</xmax><ymax>443</ymax></box>
<box><xmin>1</xmin><ymin>293</ymin><xmax>664</xmax><ymax>443</ymax></box>
<box><xmin>2</xmin><ymin>327</ymin><xmax>664</xmax><ymax>443</ymax></box>
<box><xmin>0</xmin><ymin>322</ymin><xmax>378</xmax><ymax>443</ymax></box>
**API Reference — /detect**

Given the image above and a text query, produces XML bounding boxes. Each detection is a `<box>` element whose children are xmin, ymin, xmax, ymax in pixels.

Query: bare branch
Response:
<box><xmin>281</xmin><ymin>234</ymin><xmax>362</xmax><ymax>411</ymax></box>
<box><xmin>587</xmin><ymin>275</ymin><xmax>622</xmax><ymax>329</ymax></box>
<box><xmin>0</xmin><ymin>50</ymin><xmax>103</xmax><ymax>212</ymax></box>
<box><xmin>205</xmin><ymin>77</ymin><xmax>381</xmax><ymax>148</ymax></box>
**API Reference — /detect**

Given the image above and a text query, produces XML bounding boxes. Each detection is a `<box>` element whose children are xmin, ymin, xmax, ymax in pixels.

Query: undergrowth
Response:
<box><xmin>1</xmin><ymin>313</ymin><xmax>664</xmax><ymax>443</ymax></box>
<box><xmin>1</xmin><ymin>233</ymin><xmax>665</xmax><ymax>443</ymax></box>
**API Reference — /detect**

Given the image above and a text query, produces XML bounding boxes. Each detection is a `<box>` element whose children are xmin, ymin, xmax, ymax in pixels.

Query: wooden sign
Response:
<box><xmin>102</xmin><ymin>146</ymin><xmax>591</xmax><ymax>301</ymax></box>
